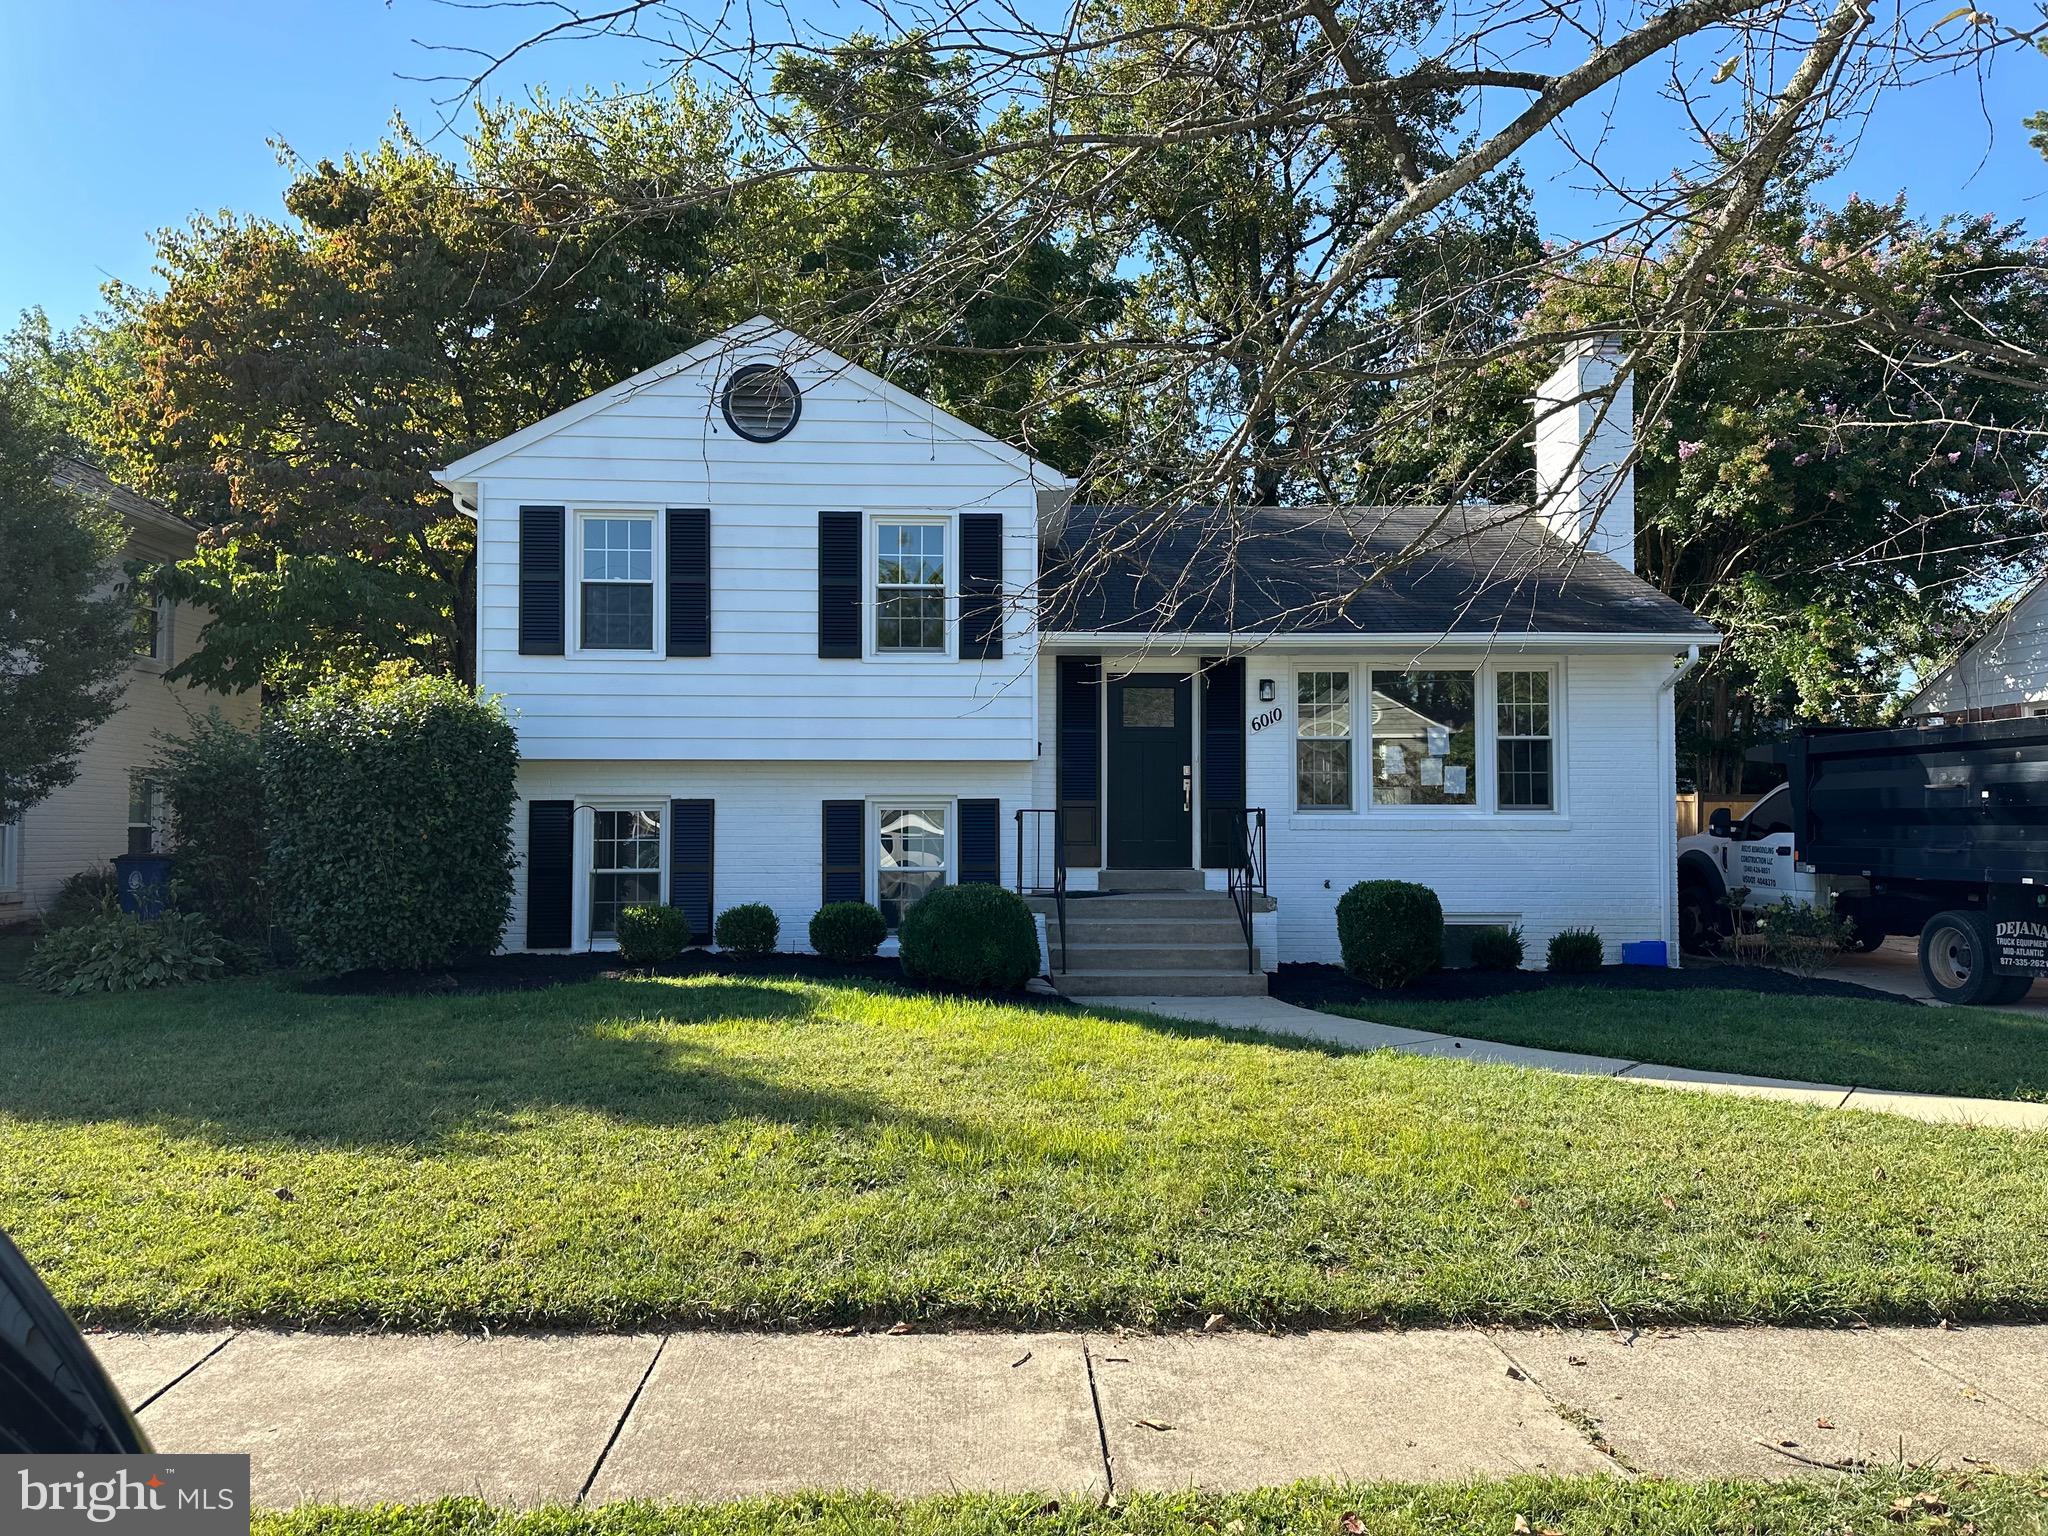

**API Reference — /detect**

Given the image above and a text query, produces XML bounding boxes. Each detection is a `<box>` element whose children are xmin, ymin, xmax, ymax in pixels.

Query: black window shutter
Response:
<box><xmin>958</xmin><ymin>799</ymin><xmax>1000</xmax><ymax>885</ymax></box>
<box><xmin>822</xmin><ymin>800</ymin><xmax>865</xmax><ymax>904</ymax></box>
<box><xmin>1057</xmin><ymin>656</ymin><xmax>1102</xmax><ymax>868</ymax></box>
<box><xmin>518</xmin><ymin>506</ymin><xmax>566</xmax><ymax>656</ymax></box>
<box><xmin>1200</xmin><ymin>657</ymin><xmax>1247</xmax><ymax>867</ymax></box>
<box><xmin>667</xmin><ymin>798</ymin><xmax>714</xmax><ymax>942</ymax></box>
<box><xmin>958</xmin><ymin>512</ymin><xmax>1003</xmax><ymax>660</ymax></box>
<box><xmin>666</xmin><ymin>508</ymin><xmax>710</xmax><ymax>658</ymax></box>
<box><xmin>526</xmin><ymin>799</ymin><xmax>574</xmax><ymax>948</ymax></box>
<box><xmin>818</xmin><ymin>510</ymin><xmax>861</xmax><ymax>659</ymax></box>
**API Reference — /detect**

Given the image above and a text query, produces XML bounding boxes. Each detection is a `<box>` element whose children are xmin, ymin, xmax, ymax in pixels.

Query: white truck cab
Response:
<box><xmin>1675</xmin><ymin>786</ymin><xmax>1858</xmax><ymax>953</ymax></box>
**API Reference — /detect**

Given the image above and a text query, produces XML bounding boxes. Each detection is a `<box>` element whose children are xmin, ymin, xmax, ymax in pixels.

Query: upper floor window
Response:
<box><xmin>1496</xmin><ymin>670</ymin><xmax>1555</xmax><ymax>811</ymax></box>
<box><xmin>580</xmin><ymin>515</ymin><xmax>655</xmax><ymax>651</ymax></box>
<box><xmin>126</xmin><ymin>584</ymin><xmax>169</xmax><ymax>662</ymax></box>
<box><xmin>875</xmin><ymin>521</ymin><xmax>946</xmax><ymax>654</ymax></box>
<box><xmin>1371</xmin><ymin>669</ymin><xmax>1476</xmax><ymax>807</ymax></box>
<box><xmin>0</xmin><ymin>817</ymin><xmax>19</xmax><ymax>894</ymax></box>
<box><xmin>1296</xmin><ymin>671</ymin><xmax>1353</xmax><ymax>810</ymax></box>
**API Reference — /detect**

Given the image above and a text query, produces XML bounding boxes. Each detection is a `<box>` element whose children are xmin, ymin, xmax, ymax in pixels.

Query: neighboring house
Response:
<box><xmin>0</xmin><ymin>460</ymin><xmax>259</xmax><ymax>919</ymax></box>
<box><xmin>1902</xmin><ymin>574</ymin><xmax>2048</xmax><ymax>724</ymax></box>
<box><xmin>435</xmin><ymin>318</ymin><xmax>1718</xmax><ymax>992</ymax></box>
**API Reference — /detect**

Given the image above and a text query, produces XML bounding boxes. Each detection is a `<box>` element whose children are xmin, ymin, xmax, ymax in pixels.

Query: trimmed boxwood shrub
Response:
<box><xmin>1335</xmin><ymin>879</ymin><xmax>1443</xmax><ymax>988</ymax></box>
<box><xmin>617</xmin><ymin>904</ymin><xmax>688</xmax><ymax>968</ymax></box>
<box><xmin>264</xmin><ymin>670</ymin><xmax>518</xmax><ymax>973</ymax></box>
<box><xmin>715</xmin><ymin>903</ymin><xmax>779</xmax><ymax>957</ymax></box>
<box><xmin>810</xmin><ymin>901</ymin><xmax>887</xmax><ymax>963</ymax></box>
<box><xmin>1547</xmin><ymin>926</ymin><xmax>1605</xmax><ymax>974</ymax></box>
<box><xmin>22</xmin><ymin>911</ymin><xmax>228</xmax><ymax>995</ymax></box>
<box><xmin>1469</xmin><ymin>924</ymin><xmax>1526</xmax><ymax>972</ymax></box>
<box><xmin>898</xmin><ymin>884</ymin><xmax>1040</xmax><ymax>991</ymax></box>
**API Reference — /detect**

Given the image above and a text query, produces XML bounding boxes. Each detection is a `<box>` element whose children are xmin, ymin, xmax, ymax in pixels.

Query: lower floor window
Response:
<box><xmin>0</xmin><ymin>818</ymin><xmax>18</xmax><ymax>892</ymax></box>
<box><xmin>127</xmin><ymin>775</ymin><xmax>162</xmax><ymax>855</ymax></box>
<box><xmin>877</xmin><ymin>803</ymin><xmax>947</xmax><ymax>927</ymax></box>
<box><xmin>591</xmin><ymin>808</ymin><xmax>661</xmax><ymax>939</ymax></box>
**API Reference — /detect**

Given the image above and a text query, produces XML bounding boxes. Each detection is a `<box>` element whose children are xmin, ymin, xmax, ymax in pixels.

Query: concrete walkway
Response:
<box><xmin>98</xmin><ymin>1323</ymin><xmax>2048</xmax><ymax>1506</ymax></box>
<box><xmin>1075</xmin><ymin>993</ymin><xmax>2048</xmax><ymax>1131</ymax></box>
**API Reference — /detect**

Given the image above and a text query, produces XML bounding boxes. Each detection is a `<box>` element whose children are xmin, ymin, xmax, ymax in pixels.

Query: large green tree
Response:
<box><xmin>1517</xmin><ymin>196</ymin><xmax>2048</xmax><ymax>788</ymax></box>
<box><xmin>0</xmin><ymin>377</ymin><xmax>136</xmax><ymax>822</ymax></box>
<box><xmin>60</xmin><ymin>74</ymin><xmax>1113</xmax><ymax>693</ymax></box>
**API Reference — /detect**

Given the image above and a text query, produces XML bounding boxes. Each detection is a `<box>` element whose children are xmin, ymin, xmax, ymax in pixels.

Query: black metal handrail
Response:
<box><xmin>1214</xmin><ymin>807</ymin><xmax>1268</xmax><ymax>973</ymax></box>
<box><xmin>1013</xmin><ymin>808</ymin><xmax>1068</xmax><ymax>974</ymax></box>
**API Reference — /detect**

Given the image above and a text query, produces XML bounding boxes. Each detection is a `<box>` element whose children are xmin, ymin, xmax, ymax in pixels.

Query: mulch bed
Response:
<box><xmin>1270</xmin><ymin>959</ymin><xmax>1918</xmax><ymax>1010</ymax></box>
<box><xmin>297</xmin><ymin>948</ymin><xmax>915</xmax><ymax>998</ymax></box>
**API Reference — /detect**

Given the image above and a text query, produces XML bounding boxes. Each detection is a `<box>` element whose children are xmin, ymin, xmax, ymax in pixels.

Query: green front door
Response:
<box><xmin>1106</xmin><ymin>674</ymin><xmax>1193</xmax><ymax>868</ymax></box>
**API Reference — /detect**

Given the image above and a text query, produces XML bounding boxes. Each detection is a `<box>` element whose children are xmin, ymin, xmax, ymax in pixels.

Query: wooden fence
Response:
<box><xmin>1675</xmin><ymin>793</ymin><xmax>1754</xmax><ymax>839</ymax></box>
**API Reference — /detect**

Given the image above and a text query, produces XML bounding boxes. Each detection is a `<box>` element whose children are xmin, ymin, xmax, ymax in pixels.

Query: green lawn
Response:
<box><xmin>252</xmin><ymin>1476</ymin><xmax>2048</xmax><ymax>1536</ymax></box>
<box><xmin>1321</xmin><ymin>985</ymin><xmax>2048</xmax><ymax>1101</ymax></box>
<box><xmin>3</xmin><ymin>971</ymin><xmax>2047</xmax><ymax>1330</ymax></box>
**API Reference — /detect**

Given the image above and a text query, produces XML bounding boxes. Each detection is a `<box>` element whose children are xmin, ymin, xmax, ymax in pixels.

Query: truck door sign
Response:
<box><xmin>1995</xmin><ymin>919</ymin><xmax>2048</xmax><ymax>974</ymax></box>
<box><xmin>1736</xmin><ymin>839</ymin><xmax>1793</xmax><ymax>894</ymax></box>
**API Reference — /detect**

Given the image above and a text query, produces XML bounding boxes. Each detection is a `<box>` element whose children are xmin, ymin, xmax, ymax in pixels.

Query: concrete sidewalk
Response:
<box><xmin>1081</xmin><ymin>994</ymin><xmax>2048</xmax><ymax>1131</ymax></box>
<box><xmin>98</xmin><ymin>1324</ymin><xmax>2048</xmax><ymax>1506</ymax></box>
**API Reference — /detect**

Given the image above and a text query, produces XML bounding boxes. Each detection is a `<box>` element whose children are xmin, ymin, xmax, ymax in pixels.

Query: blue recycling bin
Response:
<box><xmin>112</xmin><ymin>853</ymin><xmax>174</xmax><ymax>920</ymax></box>
<box><xmin>1620</xmin><ymin>939</ymin><xmax>1669</xmax><ymax>967</ymax></box>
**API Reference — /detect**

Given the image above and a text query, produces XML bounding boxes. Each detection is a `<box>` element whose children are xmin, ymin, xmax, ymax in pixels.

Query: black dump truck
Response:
<box><xmin>1679</xmin><ymin>716</ymin><xmax>2048</xmax><ymax>1005</ymax></box>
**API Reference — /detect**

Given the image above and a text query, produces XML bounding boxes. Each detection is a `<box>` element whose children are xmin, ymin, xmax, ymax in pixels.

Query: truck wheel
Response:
<box><xmin>1986</xmin><ymin>974</ymin><xmax>2034</xmax><ymax>1006</ymax></box>
<box><xmin>1919</xmin><ymin>911</ymin><xmax>2001</xmax><ymax>1006</ymax></box>
<box><xmin>1835</xmin><ymin>898</ymin><xmax>1887</xmax><ymax>952</ymax></box>
<box><xmin>1679</xmin><ymin>875</ymin><xmax>1727</xmax><ymax>956</ymax></box>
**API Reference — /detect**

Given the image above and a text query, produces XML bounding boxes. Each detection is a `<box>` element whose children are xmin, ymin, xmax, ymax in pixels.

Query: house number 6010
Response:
<box><xmin>1250</xmin><ymin>706</ymin><xmax>1283</xmax><ymax>732</ymax></box>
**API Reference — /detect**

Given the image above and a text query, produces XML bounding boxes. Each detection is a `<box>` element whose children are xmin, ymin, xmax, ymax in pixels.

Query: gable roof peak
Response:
<box><xmin>435</xmin><ymin>316</ymin><xmax>1073</xmax><ymax>491</ymax></box>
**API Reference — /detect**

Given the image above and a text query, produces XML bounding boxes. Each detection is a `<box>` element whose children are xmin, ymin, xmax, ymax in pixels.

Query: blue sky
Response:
<box><xmin>4</xmin><ymin>0</ymin><xmax>2046</xmax><ymax>332</ymax></box>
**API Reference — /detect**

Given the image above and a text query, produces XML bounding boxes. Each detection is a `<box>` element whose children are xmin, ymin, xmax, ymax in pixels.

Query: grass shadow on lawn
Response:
<box><xmin>0</xmin><ymin>974</ymin><xmax>995</xmax><ymax>1156</ymax></box>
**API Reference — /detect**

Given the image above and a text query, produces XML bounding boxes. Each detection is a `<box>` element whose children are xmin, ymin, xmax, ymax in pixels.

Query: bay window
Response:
<box><xmin>590</xmin><ymin>808</ymin><xmax>662</xmax><ymax>939</ymax></box>
<box><xmin>877</xmin><ymin>802</ymin><xmax>947</xmax><ymax>926</ymax></box>
<box><xmin>580</xmin><ymin>515</ymin><xmax>656</xmax><ymax>650</ymax></box>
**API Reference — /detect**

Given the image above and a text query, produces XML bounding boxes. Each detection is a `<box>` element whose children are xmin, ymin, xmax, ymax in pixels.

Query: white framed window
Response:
<box><xmin>1369</xmin><ymin>669</ymin><xmax>1478</xmax><ymax>807</ymax></box>
<box><xmin>121</xmin><ymin>582</ymin><xmax>170</xmax><ymax>664</ymax></box>
<box><xmin>127</xmin><ymin>774</ymin><xmax>163</xmax><ymax>855</ymax></box>
<box><xmin>874</xmin><ymin>520</ymin><xmax>947</xmax><ymax>655</ymax></box>
<box><xmin>876</xmin><ymin>801</ymin><xmax>948</xmax><ymax>927</ymax></box>
<box><xmin>0</xmin><ymin>818</ymin><xmax>19</xmax><ymax>894</ymax></box>
<box><xmin>590</xmin><ymin>807</ymin><xmax>663</xmax><ymax>940</ymax></box>
<box><xmin>578</xmin><ymin>513</ymin><xmax>657</xmax><ymax>652</ymax></box>
<box><xmin>1496</xmin><ymin>669</ymin><xmax>1555</xmax><ymax>811</ymax></box>
<box><xmin>1296</xmin><ymin>670</ymin><xmax>1353</xmax><ymax>810</ymax></box>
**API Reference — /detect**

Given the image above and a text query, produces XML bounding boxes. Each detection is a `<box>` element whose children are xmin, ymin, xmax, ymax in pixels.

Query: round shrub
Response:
<box><xmin>616</xmin><ymin>903</ymin><xmax>688</xmax><ymax>968</ymax></box>
<box><xmin>1547</xmin><ymin>927</ymin><xmax>1605</xmax><ymax>974</ymax></box>
<box><xmin>715</xmin><ymin>903</ymin><xmax>780</xmax><ymax>957</ymax></box>
<box><xmin>264</xmin><ymin>670</ymin><xmax>518</xmax><ymax>973</ymax></box>
<box><xmin>897</xmin><ymin>884</ymin><xmax>1040</xmax><ymax>991</ymax></box>
<box><xmin>22</xmin><ymin>910</ymin><xmax>227</xmax><ymax>995</ymax></box>
<box><xmin>1469</xmin><ymin>924</ymin><xmax>1526</xmax><ymax>972</ymax></box>
<box><xmin>1335</xmin><ymin>879</ymin><xmax>1443</xmax><ymax>988</ymax></box>
<box><xmin>810</xmin><ymin>901</ymin><xmax>887</xmax><ymax>963</ymax></box>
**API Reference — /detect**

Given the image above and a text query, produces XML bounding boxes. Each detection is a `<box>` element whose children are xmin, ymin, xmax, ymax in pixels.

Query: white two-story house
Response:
<box><xmin>436</xmin><ymin>318</ymin><xmax>1717</xmax><ymax>994</ymax></box>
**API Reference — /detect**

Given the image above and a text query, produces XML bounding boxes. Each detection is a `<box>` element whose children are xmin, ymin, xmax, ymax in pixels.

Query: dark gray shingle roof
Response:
<box><xmin>1042</xmin><ymin>502</ymin><xmax>1716</xmax><ymax>639</ymax></box>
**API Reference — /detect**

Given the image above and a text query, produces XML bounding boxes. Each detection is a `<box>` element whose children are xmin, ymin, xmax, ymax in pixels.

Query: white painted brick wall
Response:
<box><xmin>510</xmin><ymin>759</ymin><xmax>1035</xmax><ymax>952</ymax></box>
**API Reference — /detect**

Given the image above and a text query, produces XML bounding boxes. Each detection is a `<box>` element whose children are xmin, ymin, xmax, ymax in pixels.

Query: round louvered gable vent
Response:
<box><xmin>720</xmin><ymin>363</ymin><xmax>801</xmax><ymax>443</ymax></box>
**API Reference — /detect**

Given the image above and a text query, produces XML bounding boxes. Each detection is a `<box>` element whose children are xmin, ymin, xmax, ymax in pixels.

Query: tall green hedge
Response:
<box><xmin>153</xmin><ymin>710</ymin><xmax>267</xmax><ymax>940</ymax></box>
<box><xmin>264</xmin><ymin>671</ymin><xmax>518</xmax><ymax>973</ymax></box>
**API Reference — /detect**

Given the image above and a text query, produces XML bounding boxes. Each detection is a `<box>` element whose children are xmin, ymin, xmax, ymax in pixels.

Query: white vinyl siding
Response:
<box><xmin>467</xmin><ymin>333</ymin><xmax>1044</xmax><ymax>762</ymax></box>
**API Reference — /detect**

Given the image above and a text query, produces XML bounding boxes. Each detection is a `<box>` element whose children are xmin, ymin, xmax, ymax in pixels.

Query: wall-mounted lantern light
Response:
<box><xmin>1258</xmin><ymin>678</ymin><xmax>1277</xmax><ymax>703</ymax></box>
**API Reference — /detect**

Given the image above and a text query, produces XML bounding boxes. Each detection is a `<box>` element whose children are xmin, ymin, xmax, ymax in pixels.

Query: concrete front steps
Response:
<box><xmin>1035</xmin><ymin>869</ymin><xmax>1268</xmax><ymax>998</ymax></box>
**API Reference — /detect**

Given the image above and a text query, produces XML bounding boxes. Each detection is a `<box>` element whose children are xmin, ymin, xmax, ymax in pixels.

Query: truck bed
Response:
<box><xmin>1786</xmin><ymin>717</ymin><xmax>2048</xmax><ymax>886</ymax></box>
